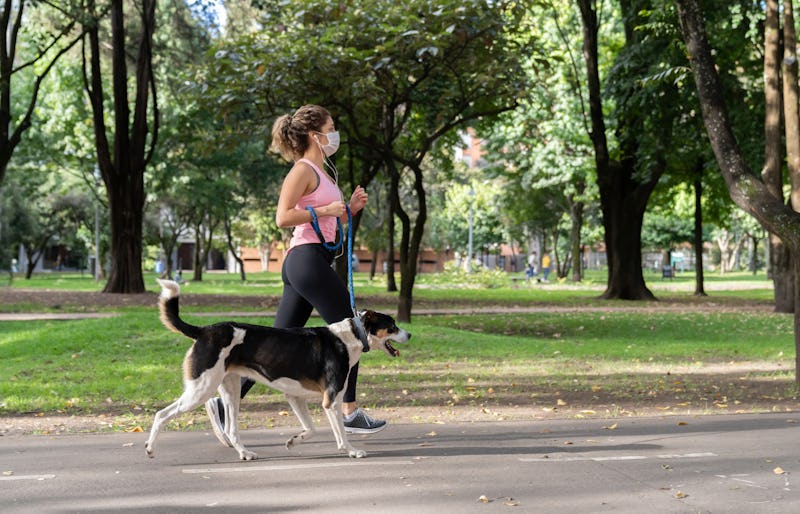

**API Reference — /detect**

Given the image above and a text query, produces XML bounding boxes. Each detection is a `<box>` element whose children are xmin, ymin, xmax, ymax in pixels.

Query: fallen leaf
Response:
<box><xmin>580</xmin><ymin>410</ymin><xmax>596</xmax><ymax>415</ymax></box>
<box><xmin>603</xmin><ymin>423</ymin><xmax>618</xmax><ymax>430</ymax></box>
<box><xmin>124</xmin><ymin>426</ymin><xmax>143</xmax><ymax>433</ymax></box>
<box><xmin>478</xmin><ymin>495</ymin><xmax>490</xmax><ymax>503</ymax></box>
<box><xmin>557</xmin><ymin>399</ymin><xmax>567</xmax><ymax>406</ymax></box>
<box><xmin>674</xmin><ymin>491</ymin><xmax>687</xmax><ymax>499</ymax></box>
<box><xmin>425</xmin><ymin>431</ymin><xmax>437</xmax><ymax>437</ymax></box>
<box><xmin>122</xmin><ymin>442</ymin><xmax>134</xmax><ymax>447</ymax></box>
<box><xmin>2</xmin><ymin>471</ymin><xmax>12</xmax><ymax>476</ymax></box>
<box><xmin>677</xmin><ymin>421</ymin><xmax>688</xmax><ymax>426</ymax></box>
<box><xmin>774</xmin><ymin>467</ymin><xmax>786</xmax><ymax>475</ymax></box>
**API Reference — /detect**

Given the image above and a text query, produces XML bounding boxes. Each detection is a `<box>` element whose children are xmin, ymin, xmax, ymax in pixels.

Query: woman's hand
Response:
<box><xmin>321</xmin><ymin>200</ymin><xmax>346</xmax><ymax>218</ymax></box>
<box><xmin>349</xmin><ymin>185</ymin><xmax>368</xmax><ymax>214</ymax></box>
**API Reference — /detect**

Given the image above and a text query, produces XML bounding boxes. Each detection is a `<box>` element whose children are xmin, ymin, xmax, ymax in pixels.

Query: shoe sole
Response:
<box><xmin>204</xmin><ymin>399</ymin><xmax>233</xmax><ymax>447</ymax></box>
<box><xmin>344</xmin><ymin>424</ymin><xmax>387</xmax><ymax>435</ymax></box>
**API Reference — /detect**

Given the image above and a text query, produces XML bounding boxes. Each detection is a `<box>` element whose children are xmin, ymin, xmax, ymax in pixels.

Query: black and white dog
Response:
<box><xmin>145</xmin><ymin>279</ymin><xmax>410</xmax><ymax>460</ymax></box>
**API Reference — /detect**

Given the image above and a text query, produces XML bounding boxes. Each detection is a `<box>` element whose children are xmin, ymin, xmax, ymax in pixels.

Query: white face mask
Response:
<box><xmin>315</xmin><ymin>130</ymin><xmax>340</xmax><ymax>157</ymax></box>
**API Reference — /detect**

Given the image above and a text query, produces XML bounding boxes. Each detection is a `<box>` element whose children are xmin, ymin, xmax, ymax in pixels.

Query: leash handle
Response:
<box><xmin>306</xmin><ymin>206</ymin><xmax>344</xmax><ymax>251</ymax></box>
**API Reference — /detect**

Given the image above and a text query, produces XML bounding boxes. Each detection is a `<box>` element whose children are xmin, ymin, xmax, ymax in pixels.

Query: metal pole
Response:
<box><xmin>94</xmin><ymin>164</ymin><xmax>101</xmax><ymax>281</ymax></box>
<box><xmin>467</xmin><ymin>188</ymin><xmax>474</xmax><ymax>273</ymax></box>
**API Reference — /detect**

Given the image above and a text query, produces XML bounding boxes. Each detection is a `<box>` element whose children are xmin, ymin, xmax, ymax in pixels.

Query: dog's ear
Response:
<box><xmin>359</xmin><ymin>310</ymin><xmax>377</xmax><ymax>326</ymax></box>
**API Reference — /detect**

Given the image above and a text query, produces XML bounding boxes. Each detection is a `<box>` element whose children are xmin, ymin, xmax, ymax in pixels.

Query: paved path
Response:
<box><xmin>2</xmin><ymin>413</ymin><xmax>798</xmax><ymax>513</ymax></box>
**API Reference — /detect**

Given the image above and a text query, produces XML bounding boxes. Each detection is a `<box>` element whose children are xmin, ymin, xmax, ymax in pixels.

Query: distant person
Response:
<box><xmin>526</xmin><ymin>251</ymin><xmax>538</xmax><ymax>279</ymax></box>
<box><xmin>541</xmin><ymin>253</ymin><xmax>551</xmax><ymax>282</ymax></box>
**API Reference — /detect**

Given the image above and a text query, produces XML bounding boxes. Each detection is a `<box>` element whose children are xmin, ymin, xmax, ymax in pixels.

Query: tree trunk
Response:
<box><xmin>763</xmin><ymin>0</ymin><xmax>795</xmax><ymax>312</ymax></box>
<box><xmin>569</xmin><ymin>192</ymin><xmax>584</xmax><ymax>282</ymax></box>
<box><xmin>771</xmin><ymin>237</ymin><xmax>794</xmax><ymax>310</ymax></box>
<box><xmin>369</xmin><ymin>248</ymin><xmax>378</xmax><ymax>280</ymax></box>
<box><xmin>224</xmin><ymin>216</ymin><xmax>246</xmax><ymax>282</ymax></box>
<box><xmin>386</xmin><ymin>166</ymin><xmax>398</xmax><ymax>293</ymax></box>
<box><xmin>105</xmin><ymin>179</ymin><xmax>145</xmax><ymax>292</ymax></box>
<box><xmin>676</xmin><ymin>0</ymin><xmax>800</xmax><ymax>387</ymax></box>
<box><xmin>784</xmin><ymin>0</ymin><xmax>800</xmax><ymax>212</ymax></box>
<box><xmin>598</xmin><ymin>172</ymin><xmax>655</xmax><ymax>300</ymax></box>
<box><xmin>693</xmin><ymin>172</ymin><xmax>707</xmax><ymax>296</ymax></box>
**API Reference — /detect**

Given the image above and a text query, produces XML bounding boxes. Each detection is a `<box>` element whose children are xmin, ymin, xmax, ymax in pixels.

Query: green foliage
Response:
<box><xmin>428</xmin><ymin>174</ymin><xmax>506</xmax><ymax>255</ymax></box>
<box><xmin>424</xmin><ymin>261</ymin><xmax>511</xmax><ymax>289</ymax></box>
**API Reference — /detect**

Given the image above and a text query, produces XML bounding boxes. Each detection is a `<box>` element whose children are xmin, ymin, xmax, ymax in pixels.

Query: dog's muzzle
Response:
<box><xmin>383</xmin><ymin>329</ymin><xmax>411</xmax><ymax>357</ymax></box>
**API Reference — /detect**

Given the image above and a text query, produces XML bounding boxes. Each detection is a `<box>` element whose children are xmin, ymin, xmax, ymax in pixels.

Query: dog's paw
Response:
<box><xmin>145</xmin><ymin>443</ymin><xmax>154</xmax><ymax>458</ymax></box>
<box><xmin>285</xmin><ymin>430</ymin><xmax>312</xmax><ymax>450</ymax></box>
<box><xmin>348</xmin><ymin>449</ymin><xmax>367</xmax><ymax>458</ymax></box>
<box><xmin>238</xmin><ymin>449</ymin><xmax>258</xmax><ymax>461</ymax></box>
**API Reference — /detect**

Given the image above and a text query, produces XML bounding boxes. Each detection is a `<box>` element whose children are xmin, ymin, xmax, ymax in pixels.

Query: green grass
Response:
<box><xmin>0</xmin><ymin>270</ymin><xmax>794</xmax><ymax>429</ymax></box>
<box><xmin>0</xmin><ymin>308</ymin><xmax>793</xmax><ymax>413</ymax></box>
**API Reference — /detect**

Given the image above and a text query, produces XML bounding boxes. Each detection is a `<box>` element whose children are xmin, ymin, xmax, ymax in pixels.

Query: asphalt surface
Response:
<box><xmin>1</xmin><ymin>413</ymin><xmax>799</xmax><ymax>513</ymax></box>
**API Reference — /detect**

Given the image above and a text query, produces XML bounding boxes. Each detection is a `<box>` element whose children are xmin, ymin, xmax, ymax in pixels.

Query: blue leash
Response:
<box><xmin>306</xmin><ymin>205</ymin><xmax>369</xmax><ymax>351</ymax></box>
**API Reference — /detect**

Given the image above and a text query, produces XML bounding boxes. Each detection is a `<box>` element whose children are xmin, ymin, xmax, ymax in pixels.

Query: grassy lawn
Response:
<box><xmin>0</xmin><ymin>270</ymin><xmax>796</xmax><ymax>433</ymax></box>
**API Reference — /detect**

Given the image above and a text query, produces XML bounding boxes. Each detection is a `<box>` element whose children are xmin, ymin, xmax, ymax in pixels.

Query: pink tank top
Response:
<box><xmin>289</xmin><ymin>158</ymin><xmax>343</xmax><ymax>250</ymax></box>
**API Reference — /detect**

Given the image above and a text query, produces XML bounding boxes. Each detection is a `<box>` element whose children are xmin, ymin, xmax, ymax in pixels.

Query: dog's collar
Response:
<box><xmin>350</xmin><ymin>317</ymin><xmax>370</xmax><ymax>352</ymax></box>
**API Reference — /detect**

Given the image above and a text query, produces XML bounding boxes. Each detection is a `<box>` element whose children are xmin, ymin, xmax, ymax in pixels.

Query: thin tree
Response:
<box><xmin>763</xmin><ymin>0</ymin><xmax>793</xmax><ymax>312</ymax></box>
<box><xmin>0</xmin><ymin>1</ymin><xmax>85</xmax><ymax>249</ymax></box>
<box><xmin>779</xmin><ymin>0</ymin><xmax>800</xmax><ymax>311</ymax></box>
<box><xmin>82</xmin><ymin>0</ymin><xmax>159</xmax><ymax>293</ymax></box>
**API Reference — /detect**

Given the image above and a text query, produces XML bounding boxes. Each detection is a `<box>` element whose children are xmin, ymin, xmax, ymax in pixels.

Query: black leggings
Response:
<box><xmin>240</xmin><ymin>244</ymin><xmax>359</xmax><ymax>402</ymax></box>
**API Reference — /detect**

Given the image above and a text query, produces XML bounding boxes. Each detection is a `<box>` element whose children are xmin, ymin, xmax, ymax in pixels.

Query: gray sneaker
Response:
<box><xmin>204</xmin><ymin>397</ymin><xmax>232</xmax><ymax>447</ymax></box>
<box><xmin>343</xmin><ymin>408</ymin><xmax>387</xmax><ymax>434</ymax></box>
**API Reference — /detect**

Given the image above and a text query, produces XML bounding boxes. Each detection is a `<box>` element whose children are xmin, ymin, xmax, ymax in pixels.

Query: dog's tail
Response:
<box><xmin>156</xmin><ymin>279</ymin><xmax>202</xmax><ymax>340</ymax></box>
